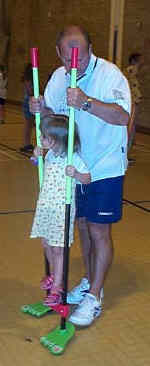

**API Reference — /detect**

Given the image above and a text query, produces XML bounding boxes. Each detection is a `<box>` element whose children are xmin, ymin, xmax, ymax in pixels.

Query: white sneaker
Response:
<box><xmin>69</xmin><ymin>293</ymin><xmax>103</xmax><ymax>326</ymax></box>
<box><xmin>67</xmin><ymin>278</ymin><xmax>90</xmax><ymax>304</ymax></box>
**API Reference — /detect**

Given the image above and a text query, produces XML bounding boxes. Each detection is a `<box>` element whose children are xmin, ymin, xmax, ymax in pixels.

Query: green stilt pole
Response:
<box><xmin>21</xmin><ymin>48</ymin><xmax>52</xmax><ymax>318</ymax></box>
<box><xmin>40</xmin><ymin>47</ymin><xmax>78</xmax><ymax>355</ymax></box>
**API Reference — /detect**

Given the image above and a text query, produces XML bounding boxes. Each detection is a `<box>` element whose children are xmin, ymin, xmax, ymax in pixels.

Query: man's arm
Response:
<box><xmin>67</xmin><ymin>87</ymin><xmax>129</xmax><ymax>126</ymax></box>
<box><xmin>83</xmin><ymin>97</ymin><xmax>129</xmax><ymax>126</ymax></box>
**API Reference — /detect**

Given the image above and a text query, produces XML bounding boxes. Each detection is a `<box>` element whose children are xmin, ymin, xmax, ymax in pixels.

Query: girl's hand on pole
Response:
<box><xmin>33</xmin><ymin>145</ymin><xmax>43</xmax><ymax>158</ymax></box>
<box><xmin>66</xmin><ymin>165</ymin><xmax>91</xmax><ymax>184</ymax></box>
<box><xmin>66</xmin><ymin>165</ymin><xmax>76</xmax><ymax>178</ymax></box>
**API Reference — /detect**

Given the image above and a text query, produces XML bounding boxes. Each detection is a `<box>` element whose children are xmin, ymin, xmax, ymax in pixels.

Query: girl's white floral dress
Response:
<box><xmin>30</xmin><ymin>150</ymin><xmax>89</xmax><ymax>247</ymax></box>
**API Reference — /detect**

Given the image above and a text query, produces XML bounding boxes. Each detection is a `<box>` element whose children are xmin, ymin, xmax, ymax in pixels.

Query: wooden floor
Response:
<box><xmin>0</xmin><ymin>104</ymin><xmax>150</xmax><ymax>365</ymax></box>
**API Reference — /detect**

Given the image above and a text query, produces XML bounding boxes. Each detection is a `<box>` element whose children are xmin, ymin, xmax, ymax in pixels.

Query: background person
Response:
<box><xmin>0</xmin><ymin>64</ymin><xmax>7</xmax><ymax>124</ymax></box>
<box><xmin>124</xmin><ymin>53</ymin><xmax>144</xmax><ymax>153</ymax></box>
<box><xmin>20</xmin><ymin>63</ymin><xmax>35</xmax><ymax>153</ymax></box>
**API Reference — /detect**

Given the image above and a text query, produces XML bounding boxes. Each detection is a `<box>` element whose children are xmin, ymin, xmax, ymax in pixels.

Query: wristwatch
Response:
<box><xmin>81</xmin><ymin>97</ymin><xmax>92</xmax><ymax>111</ymax></box>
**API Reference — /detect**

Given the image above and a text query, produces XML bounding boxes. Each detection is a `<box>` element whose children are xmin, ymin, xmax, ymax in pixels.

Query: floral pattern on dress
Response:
<box><xmin>30</xmin><ymin>155</ymin><xmax>76</xmax><ymax>247</ymax></box>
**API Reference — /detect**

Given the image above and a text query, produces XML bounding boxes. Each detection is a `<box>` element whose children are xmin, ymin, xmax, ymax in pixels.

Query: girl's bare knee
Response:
<box><xmin>41</xmin><ymin>238</ymin><xmax>49</xmax><ymax>249</ymax></box>
<box><xmin>51</xmin><ymin>246</ymin><xmax>63</xmax><ymax>256</ymax></box>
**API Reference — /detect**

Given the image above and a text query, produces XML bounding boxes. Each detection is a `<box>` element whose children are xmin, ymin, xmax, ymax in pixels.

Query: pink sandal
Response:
<box><xmin>40</xmin><ymin>275</ymin><xmax>54</xmax><ymax>290</ymax></box>
<box><xmin>43</xmin><ymin>286</ymin><xmax>63</xmax><ymax>307</ymax></box>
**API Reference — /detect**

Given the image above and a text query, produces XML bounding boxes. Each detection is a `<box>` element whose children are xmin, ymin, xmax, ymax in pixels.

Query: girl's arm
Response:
<box><xmin>66</xmin><ymin>165</ymin><xmax>91</xmax><ymax>184</ymax></box>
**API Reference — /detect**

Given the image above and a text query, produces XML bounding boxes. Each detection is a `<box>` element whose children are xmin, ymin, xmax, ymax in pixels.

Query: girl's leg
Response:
<box><xmin>44</xmin><ymin>246</ymin><xmax>64</xmax><ymax>306</ymax></box>
<box><xmin>41</xmin><ymin>238</ymin><xmax>54</xmax><ymax>274</ymax></box>
<box><xmin>41</xmin><ymin>241</ymin><xmax>64</xmax><ymax>286</ymax></box>
<box><xmin>51</xmin><ymin>246</ymin><xmax>64</xmax><ymax>288</ymax></box>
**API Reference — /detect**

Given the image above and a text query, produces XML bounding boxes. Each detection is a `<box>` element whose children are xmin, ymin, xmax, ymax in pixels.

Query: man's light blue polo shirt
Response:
<box><xmin>44</xmin><ymin>54</ymin><xmax>131</xmax><ymax>181</ymax></box>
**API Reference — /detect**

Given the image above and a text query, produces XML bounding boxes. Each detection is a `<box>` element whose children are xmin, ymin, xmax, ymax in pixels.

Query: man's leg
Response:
<box><xmin>77</xmin><ymin>217</ymin><xmax>93</xmax><ymax>283</ymax></box>
<box><xmin>67</xmin><ymin>217</ymin><xmax>91</xmax><ymax>304</ymax></box>
<box><xmin>87</xmin><ymin>222</ymin><xmax>113</xmax><ymax>299</ymax></box>
<box><xmin>68</xmin><ymin>222</ymin><xmax>113</xmax><ymax>326</ymax></box>
<box><xmin>68</xmin><ymin>176</ymin><xmax>123</xmax><ymax>325</ymax></box>
<box><xmin>76</xmin><ymin>220</ymin><xmax>113</xmax><ymax>297</ymax></box>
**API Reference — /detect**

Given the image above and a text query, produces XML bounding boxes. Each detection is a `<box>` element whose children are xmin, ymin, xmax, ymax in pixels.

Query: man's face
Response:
<box><xmin>56</xmin><ymin>35</ymin><xmax>91</xmax><ymax>76</ymax></box>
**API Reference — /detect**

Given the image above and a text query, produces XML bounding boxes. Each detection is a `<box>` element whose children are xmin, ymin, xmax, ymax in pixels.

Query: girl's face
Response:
<box><xmin>40</xmin><ymin>134</ymin><xmax>55</xmax><ymax>150</ymax></box>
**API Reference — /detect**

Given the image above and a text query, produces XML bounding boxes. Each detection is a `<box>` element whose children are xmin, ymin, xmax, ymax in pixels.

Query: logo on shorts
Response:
<box><xmin>98</xmin><ymin>212</ymin><xmax>113</xmax><ymax>216</ymax></box>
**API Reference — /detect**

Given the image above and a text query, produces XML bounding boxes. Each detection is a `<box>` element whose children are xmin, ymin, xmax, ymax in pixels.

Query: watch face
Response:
<box><xmin>82</xmin><ymin>101</ymin><xmax>88</xmax><ymax>111</ymax></box>
<box><xmin>82</xmin><ymin>99</ymin><xmax>92</xmax><ymax>111</ymax></box>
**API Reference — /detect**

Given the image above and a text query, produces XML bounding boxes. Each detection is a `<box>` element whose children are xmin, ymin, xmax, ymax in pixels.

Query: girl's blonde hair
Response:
<box><xmin>40</xmin><ymin>113</ymin><xmax>81</xmax><ymax>155</ymax></box>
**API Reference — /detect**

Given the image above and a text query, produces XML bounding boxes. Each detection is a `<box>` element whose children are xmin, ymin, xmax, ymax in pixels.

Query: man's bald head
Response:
<box><xmin>56</xmin><ymin>26</ymin><xmax>92</xmax><ymax>76</ymax></box>
<box><xmin>56</xmin><ymin>25</ymin><xmax>91</xmax><ymax>51</ymax></box>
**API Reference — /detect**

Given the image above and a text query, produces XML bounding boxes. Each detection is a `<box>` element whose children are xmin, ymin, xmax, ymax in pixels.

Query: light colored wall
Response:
<box><xmin>3</xmin><ymin>0</ymin><xmax>150</xmax><ymax>130</ymax></box>
<box><xmin>5</xmin><ymin>0</ymin><xmax>110</xmax><ymax>102</ymax></box>
<box><xmin>122</xmin><ymin>0</ymin><xmax>150</xmax><ymax>129</ymax></box>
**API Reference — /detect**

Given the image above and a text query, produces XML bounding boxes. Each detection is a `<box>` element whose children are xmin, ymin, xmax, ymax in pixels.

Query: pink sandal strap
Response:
<box><xmin>40</xmin><ymin>275</ymin><xmax>54</xmax><ymax>290</ymax></box>
<box><xmin>44</xmin><ymin>286</ymin><xmax>63</xmax><ymax>306</ymax></box>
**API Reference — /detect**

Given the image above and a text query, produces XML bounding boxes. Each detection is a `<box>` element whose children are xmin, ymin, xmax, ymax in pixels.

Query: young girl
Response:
<box><xmin>30</xmin><ymin>113</ymin><xmax>91</xmax><ymax>306</ymax></box>
<box><xmin>20</xmin><ymin>63</ymin><xmax>35</xmax><ymax>152</ymax></box>
<box><xmin>0</xmin><ymin>64</ymin><xmax>7</xmax><ymax>124</ymax></box>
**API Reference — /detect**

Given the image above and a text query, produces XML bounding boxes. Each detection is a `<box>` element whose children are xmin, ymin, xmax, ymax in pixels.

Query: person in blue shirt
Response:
<box><xmin>30</xmin><ymin>25</ymin><xmax>131</xmax><ymax>327</ymax></box>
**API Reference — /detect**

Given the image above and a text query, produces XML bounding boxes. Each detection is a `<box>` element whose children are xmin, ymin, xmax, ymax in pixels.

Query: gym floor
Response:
<box><xmin>0</xmin><ymin>104</ymin><xmax>150</xmax><ymax>365</ymax></box>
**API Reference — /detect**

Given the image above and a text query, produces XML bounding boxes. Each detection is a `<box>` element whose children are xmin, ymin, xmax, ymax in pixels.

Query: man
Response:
<box><xmin>30</xmin><ymin>25</ymin><xmax>131</xmax><ymax>327</ymax></box>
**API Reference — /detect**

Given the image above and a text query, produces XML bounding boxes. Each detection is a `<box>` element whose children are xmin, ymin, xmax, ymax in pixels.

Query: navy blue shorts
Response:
<box><xmin>76</xmin><ymin>176</ymin><xmax>124</xmax><ymax>224</ymax></box>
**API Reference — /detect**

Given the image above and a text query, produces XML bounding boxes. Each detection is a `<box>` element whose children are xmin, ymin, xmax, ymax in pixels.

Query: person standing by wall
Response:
<box><xmin>124</xmin><ymin>53</ymin><xmax>144</xmax><ymax>152</ymax></box>
<box><xmin>0</xmin><ymin>64</ymin><xmax>7</xmax><ymax>124</ymax></box>
<box><xmin>20</xmin><ymin>63</ymin><xmax>35</xmax><ymax>153</ymax></box>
